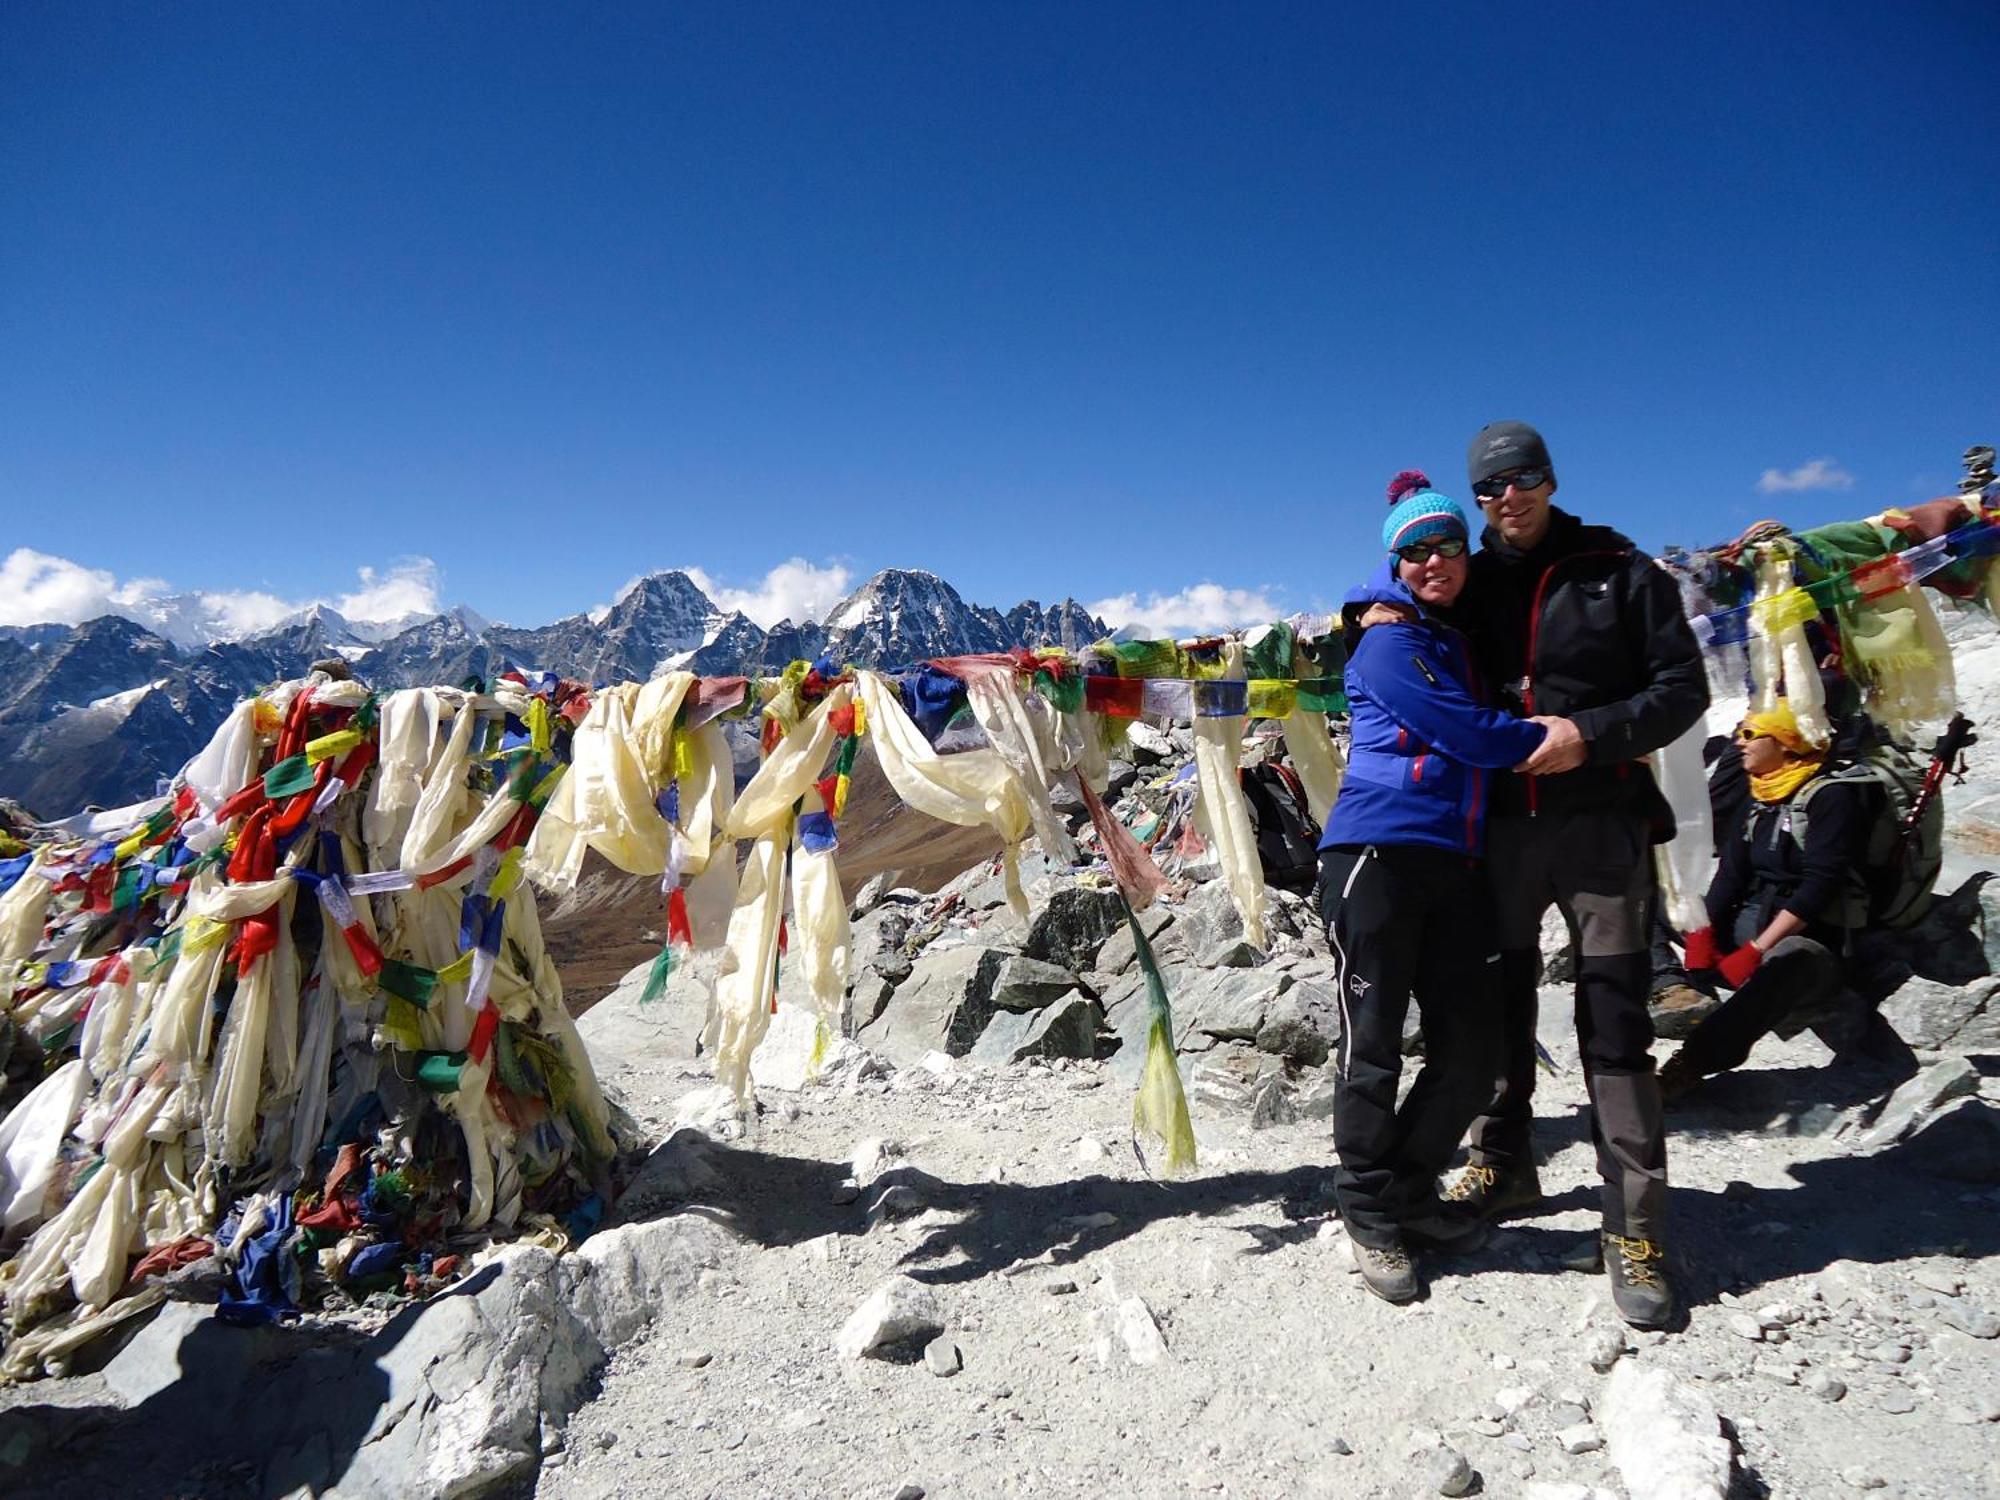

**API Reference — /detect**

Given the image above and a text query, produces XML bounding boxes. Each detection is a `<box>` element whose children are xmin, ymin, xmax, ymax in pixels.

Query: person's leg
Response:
<box><xmin>1669</xmin><ymin>936</ymin><xmax>1841</xmax><ymax>1077</ymax></box>
<box><xmin>1394</xmin><ymin>857</ymin><xmax>1505</xmax><ymax>1208</ymax></box>
<box><xmin>1553</xmin><ymin>812</ymin><xmax>1666</xmax><ymax>1243</ymax></box>
<box><xmin>1322</xmin><ymin>847</ymin><xmax>1424</xmax><ymax>1250</ymax></box>
<box><xmin>1462</xmin><ymin>817</ymin><xmax>1554</xmax><ymax>1181</ymax></box>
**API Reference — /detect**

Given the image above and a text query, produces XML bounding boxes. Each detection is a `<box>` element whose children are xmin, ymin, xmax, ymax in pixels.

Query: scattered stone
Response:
<box><xmin>1425</xmin><ymin>1442</ymin><xmax>1476</xmax><ymax>1497</ymax></box>
<box><xmin>1840</xmin><ymin>1467</ymin><xmax>1888</xmax><ymax>1490</ymax></box>
<box><xmin>1021</xmin><ymin>886</ymin><xmax>1128</xmax><ymax>973</ymax></box>
<box><xmin>1494</xmin><ymin>1386</ymin><xmax>1538</xmax><ymax>1416</ymax></box>
<box><xmin>1805</xmin><ymin>1370</ymin><xmax>1847</xmax><ymax>1402</ymax></box>
<box><xmin>1549</xmin><ymin>1402</ymin><xmax>1590</xmax><ymax>1429</ymax></box>
<box><xmin>1601</xmin><ymin>1362</ymin><xmax>1734</xmax><ymax>1500</ymax></box>
<box><xmin>1043</xmin><ymin>1276</ymin><xmax>1079</xmax><ymax>1296</ymax></box>
<box><xmin>831</xmin><ymin>1178</ymin><xmax>860</xmax><ymax>1205</ymax></box>
<box><xmin>676</xmin><ymin>1349</ymin><xmax>713</xmax><ymax>1369</ymax></box>
<box><xmin>671</xmin><ymin>1084</ymin><xmax>746</xmax><ymax>1139</ymax></box>
<box><xmin>1857</xmin><ymin>1056</ymin><xmax>1981</xmax><ymax>1152</ymax></box>
<box><xmin>851</xmin><ymin>1137</ymin><xmax>902</xmax><ymax>1184</ymax></box>
<box><xmin>1935</xmin><ymin>1298</ymin><xmax>2000</xmax><ymax>1339</ymax></box>
<box><xmin>1558</xmin><ymin>1423</ymin><xmax>1605</xmax><ymax>1455</ymax></box>
<box><xmin>1073</xmin><ymin>1135</ymin><xmax>1111</xmax><ymax>1165</ymax></box>
<box><xmin>1088</xmin><ymin>1295</ymin><xmax>1168</xmax><ymax>1366</ymax></box>
<box><xmin>752</xmin><ymin>1002</ymin><xmax>863</xmax><ymax>1090</ymax></box>
<box><xmin>1878</xmin><ymin>974</ymin><xmax>2000</xmax><ymax>1051</ymax></box>
<box><xmin>1329</xmin><ymin>1435</ymin><xmax>1354</xmax><ymax>1456</ymax></box>
<box><xmin>891</xmin><ymin>1484</ymin><xmax>926</xmax><ymax>1500</ymax></box>
<box><xmin>1755</xmin><ymin>1301</ymin><xmax>1804</xmax><ymax>1328</ymax></box>
<box><xmin>988</xmin><ymin>954</ymin><xmax>1084</xmax><ymax>1012</ymax></box>
<box><xmin>858</xmin><ymin>945</ymin><xmax>1014</xmax><ymax>1061</ymax></box>
<box><xmin>834</xmin><ymin>1276</ymin><xmax>946</xmax><ymax>1360</ymax></box>
<box><xmin>1876</xmin><ymin>1391</ymin><xmax>1916</xmax><ymax>1415</ymax></box>
<box><xmin>970</xmin><ymin>994</ymin><xmax>1101</xmax><ymax>1063</ymax></box>
<box><xmin>1912</xmin><ymin>1264</ymin><xmax>1966</xmax><ymax>1296</ymax></box>
<box><xmin>1726</xmin><ymin>1313</ymin><xmax>1766</xmax><ymax>1342</ymax></box>
<box><xmin>867</xmin><ymin>1184</ymin><xmax>925</xmax><ymax>1223</ymax></box>
<box><xmin>1584</xmin><ymin>1328</ymin><xmax>1627</xmax><ymax>1372</ymax></box>
<box><xmin>923</xmin><ymin>1336</ymin><xmax>963</xmax><ymax>1377</ymax></box>
<box><xmin>1255</xmin><ymin>978</ymin><xmax>1339</xmax><ymax>1065</ymax></box>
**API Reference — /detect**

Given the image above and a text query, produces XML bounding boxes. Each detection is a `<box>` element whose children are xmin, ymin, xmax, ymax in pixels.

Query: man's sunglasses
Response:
<box><xmin>1395</xmin><ymin>537</ymin><xmax>1468</xmax><ymax>564</ymax></box>
<box><xmin>1472</xmin><ymin>468</ymin><xmax>1549</xmax><ymax>500</ymax></box>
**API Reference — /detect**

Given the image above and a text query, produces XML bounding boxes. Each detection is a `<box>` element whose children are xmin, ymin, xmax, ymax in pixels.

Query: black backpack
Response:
<box><xmin>1239</xmin><ymin>760</ymin><xmax>1322</xmax><ymax>895</ymax></box>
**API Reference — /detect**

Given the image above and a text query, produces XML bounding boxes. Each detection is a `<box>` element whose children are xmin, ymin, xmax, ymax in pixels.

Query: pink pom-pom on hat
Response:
<box><xmin>1385</xmin><ymin>469</ymin><xmax>1431</xmax><ymax>507</ymax></box>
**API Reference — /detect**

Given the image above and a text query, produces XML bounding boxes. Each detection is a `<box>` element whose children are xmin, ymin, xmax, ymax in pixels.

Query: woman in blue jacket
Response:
<box><xmin>1319</xmin><ymin>475</ymin><xmax>1548</xmax><ymax>1304</ymax></box>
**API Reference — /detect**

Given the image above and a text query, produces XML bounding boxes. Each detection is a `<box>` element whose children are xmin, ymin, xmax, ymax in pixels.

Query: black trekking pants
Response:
<box><xmin>1672</xmin><ymin>933</ymin><xmax>1844</xmax><ymax>1077</ymax></box>
<box><xmin>1465</xmin><ymin>811</ymin><xmax>1668</xmax><ymax>1241</ymax></box>
<box><xmin>1318</xmin><ymin>844</ymin><xmax>1503</xmax><ymax>1249</ymax></box>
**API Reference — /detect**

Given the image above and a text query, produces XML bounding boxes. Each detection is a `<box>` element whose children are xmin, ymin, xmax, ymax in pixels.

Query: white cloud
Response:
<box><xmin>684</xmin><ymin>559</ymin><xmax>854</xmax><ymax>629</ymax></box>
<box><xmin>0</xmin><ymin>547</ymin><xmax>442</xmax><ymax>644</ymax></box>
<box><xmin>334</xmin><ymin>559</ymin><xmax>442</xmax><ymax>624</ymax></box>
<box><xmin>1757</xmin><ymin>457</ymin><xmax>1856</xmax><ymax>495</ymax></box>
<box><xmin>1085</xmin><ymin>582</ymin><xmax>1286</xmax><ymax>639</ymax></box>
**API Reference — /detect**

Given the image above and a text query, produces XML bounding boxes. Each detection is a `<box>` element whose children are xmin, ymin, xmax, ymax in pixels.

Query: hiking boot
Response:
<box><xmin>1658</xmin><ymin>1049</ymin><xmax>1705</xmax><ymax>1107</ymax></box>
<box><xmin>1604</xmin><ymin>1233</ymin><xmax>1676</xmax><ymax>1329</ymax></box>
<box><xmin>1352</xmin><ymin>1238</ymin><xmax>1419</xmax><ymax>1304</ymax></box>
<box><xmin>1647</xmin><ymin>983</ymin><xmax>1719</xmax><ymax>1040</ymax></box>
<box><xmin>1440</xmin><ymin>1160</ymin><xmax>1543</xmax><ymax>1221</ymax></box>
<box><xmin>1398</xmin><ymin>1200</ymin><xmax>1491</xmax><ymax>1255</ymax></box>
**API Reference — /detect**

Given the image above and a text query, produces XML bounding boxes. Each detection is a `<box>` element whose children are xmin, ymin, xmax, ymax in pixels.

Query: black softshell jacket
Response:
<box><xmin>1456</xmin><ymin>507</ymin><xmax>1710</xmax><ymax>826</ymax></box>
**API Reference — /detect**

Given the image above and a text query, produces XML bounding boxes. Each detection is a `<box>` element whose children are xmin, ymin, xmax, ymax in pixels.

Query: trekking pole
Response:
<box><xmin>1904</xmin><ymin>713</ymin><xmax>1978</xmax><ymax>838</ymax></box>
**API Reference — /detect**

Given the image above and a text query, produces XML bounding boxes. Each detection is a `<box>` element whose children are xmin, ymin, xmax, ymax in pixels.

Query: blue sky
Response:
<box><xmin>2</xmin><ymin>3</ymin><xmax>1996</xmax><ymax>637</ymax></box>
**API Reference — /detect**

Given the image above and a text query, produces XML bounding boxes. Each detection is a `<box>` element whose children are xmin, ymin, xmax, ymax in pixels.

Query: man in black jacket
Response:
<box><xmin>1440</xmin><ymin>421</ymin><xmax>1710</xmax><ymax>1329</ymax></box>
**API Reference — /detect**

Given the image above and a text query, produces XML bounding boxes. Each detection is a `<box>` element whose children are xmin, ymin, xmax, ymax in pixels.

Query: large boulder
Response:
<box><xmin>970</xmin><ymin>994</ymin><xmax>1101</xmax><ymax>1064</ymax></box>
<box><xmin>1090</xmin><ymin>903</ymin><xmax>1175</xmax><ymax>980</ymax></box>
<box><xmin>989</xmin><ymin>954</ymin><xmax>1083</xmax><ymax>1011</ymax></box>
<box><xmin>1183</xmin><ymin>966</ymin><xmax>1295</xmax><ymax>1043</ymax></box>
<box><xmin>1878</xmin><ymin>976</ymin><xmax>2000</xmax><ymax>1052</ymax></box>
<box><xmin>857</xmin><ymin>944</ymin><xmax>1011</xmax><ymax>1062</ymax></box>
<box><xmin>1856</xmin><ymin>1056</ymin><xmax>1981</xmax><ymax>1152</ymax></box>
<box><xmin>1256</xmin><ymin>977</ymin><xmax>1339</xmax><ymax>1065</ymax></box>
<box><xmin>1600</xmin><ymin>1362</ymin><xmax>1733</xmax><ymax>1500</ymax></box>
<box><xmin>1892</xmin><ymin>1096</ymin><xmax>2000</xmax><ymax>1184</ymax></box>
<box><xmin>1172</xmin><ymin>880</ymin><xmax>1245</xmax><ymax>960</ymax></box>
<box><xmin>1021</xmin><ymin>885</ymin><xmax>1128</xmax><ymax>973</ymax></box>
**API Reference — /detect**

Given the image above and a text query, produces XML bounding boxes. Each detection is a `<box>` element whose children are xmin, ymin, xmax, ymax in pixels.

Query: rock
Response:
<box><xmin>851</xmin><ymin>1137</ymin><xmax>902</xmax><ymax>1183</ymax></box>
<box><xmin>1255</xmin><ymin>977</ymin><xmax>1339</xmax><ymax>1065</ymax></box>
<box><xmin>834</xmin><ymin>1276</ymin><xmax>946</xmax><ymax>1360</ymax></box>
<box><xmin>1103</xmin><ymin>965</ymin><xmax>1200</xmax><ymax>1086</ymax></box>
<box><xmin>892</xmin><ymin>1485</ymin><xmax>926</xmax><ymax>1500</ymax></box>
<box><xmin>1187</xmin><ymin>1046</ymin><xmax>1287</xmax><ymax>1117</ymax></box>
<box><xmin>1021</xmin><ymin>886</ymin><xmax>1128</xmax><ymax>973</ymax></box>
<box><xmin>1125</xmin><ymin>722</ymin><xmax>1176</xmax><ymax>763</ymax></box>
<box><xmin>1601</xmin><ymin>1362</ymin><xmax>1733</xmax><ymax>1500</ymax></box>
<box><xmin>1091</xmin><ymin>904</ymin><xmax>1174</xmax><ymax>978</ymax></box>
<box><xmin>1878</xmin><ymin>976</ymin><xmax>2000</xmax><ymax>1051</ymax></box>
<box><xmin>1295</xmin><ymin>1069</ymin><xmax>1339</xmax><ymax>1119</ymax></box>
<box><xmin>1185</xmin><ymin>966</ymin><xmax>1294</xmax><ymax>1041</ymax></box>
<box><xmin>989</xmin><ymin>954</ymin><xmax>1083</xmax><ymax>1012</ymax></box>
<box><xmin>848</xmin><ymin>872</ymin><xmax>893</xmax><ymax>919</ymax></box>
<box><xmin>1558</xmin><ymin>1423</ymin><xmax>1605</xmax><ymax>1455</ymax></box>
<box><xmin>1583</xmin><ymin>1328</ymin><xmax>1627</xmax><ymax>1372</ymax></box>
<box><xmin>1426</xmin><ymin>1442</ymin><xmax>1476</xmax><ymax>1496</ymax></box>
<box><xmin>1726</xmin><ymin>1312</ymin><xmax>1766</xmax><ymax>1341</ymax></box>
<box><xmin>923</xmin><ymin>1335</ymin><xmax>962</xmax><ymax>1377</ymax></box>
<box><xmin>857</xmin><ymin>945</ymin><xmax>1012</xmax><ymax>1061</ymax></box>
<box><xmin>1857</xmin><ymin>1056</ymin><xmax>1981</xmax><ymax>1152</ymax></box>
<box><xmin>1911</xmin><ymin>1263</ymin><xmax>1965</xmax><ymax>1295</ymax></box>
<box><xmin>1806</xmin><ymin>1370</ymin><xmax>1847</xmax><ymax>1402</ymax></box>
<box><xmin>970</xmin><ymin>994</ymin><xmax>1101</xmax><ymax>1064</ymax></box>
<box><xmin>851</xmin><ymin>906</ymin><xmax>916</xmax><ymax>983</ymax></box>
<box><xmin>867</xmin><ymin>1184</ymin><xmax>925</xmax><ymax>1223</ymax></box>
<box><xmin>1934</xmin><ymin>1297</ymin><xmax>2000</xmax><ymax>1339</ymax></box>
<box><xmin>677</xmin><ymin>1349</ymin><xmax>713</xmax><ymax>1369</ymax></box>
<box><xmin>1840</xmin><ymin>1467</ymin><xmax>1888</xmax><ymax>1490</ymax></box>
<box><xmin>1549</xmin><ymin>1401</ymin><xmax>1590</xmax><ymax>1429</ymax></box>
<box><xmin>831</xmin><ymin>1178</ymin><xmax>860</xmax><ymax>1205</ymax></box>
<box><xmin>751</xmin><ymin>1002</ymin><xmax>863</xmax><ymax>1091</ymax></box>
<box><xmin>671</xmin><ymin>1084</ymin><xmax>747</xmax><ymax>1139</ymax></box>
<box><xmin>1088</xmin><ymin>1295</ymin><xmax>1168</xmax><ymax>1366</ymax></box>
<box><xmin>1173</xmin><ymin>879</ymin><xmax>1247</xmax><ymax>959</ymax></box>
<box><xmin>1073</xmin><ymin>1136</ymin><xmax>1111</xmax><ymax>1165</ymax></box>
<box><xmin>1896</xmin><ymin>1097</ymin><xmax>2000</xmax><ymax>1184</ymax></box>
<box><xmin>1329</xmin><ymin>1435</ymin><xmax>1354</xmax><ymax>1455</ymax></box>
<box><xmin>1249</xmin><ymin>1074</ymin><xmax>1296</xmax><ymax>1129</ymax></box>
<box><xmin>1877</xmin><ymin>1391</ymin><xmax>1916</xmax><ymax>1415</ymax></box>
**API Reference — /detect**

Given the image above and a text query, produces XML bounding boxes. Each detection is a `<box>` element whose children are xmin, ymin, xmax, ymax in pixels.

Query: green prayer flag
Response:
<box><xmin>263</xmin><ymin>754</ymin><xmax>316</xmax><ymax>799</ymax></box>
<box><xmin>416</xmin><ymin>1051</ymin><xmax>466</xmax><ymax>1092</ymax></box>
<box><xmin>378</xmin><ymin>958</ymin><xmax>438</xmax><ymax>1008</ymax></box>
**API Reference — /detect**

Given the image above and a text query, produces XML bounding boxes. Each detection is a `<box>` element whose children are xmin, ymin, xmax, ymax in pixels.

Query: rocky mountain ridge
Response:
<box><xmin>0</xmin><ymin>569</ymin><xmax>1106</xmax><ymax>817</ymax></box>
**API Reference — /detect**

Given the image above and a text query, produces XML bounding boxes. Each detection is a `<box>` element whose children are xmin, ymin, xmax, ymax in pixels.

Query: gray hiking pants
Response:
<box><xmin>1465</xmin><ymin>810</ymin><xmax>1668</xmax><ymax>1242</ymax></box>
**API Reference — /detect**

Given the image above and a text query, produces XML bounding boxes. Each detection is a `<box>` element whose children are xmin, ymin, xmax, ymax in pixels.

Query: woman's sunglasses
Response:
<box><xmin>1734</xmin><ymin>725</ymin><xmax>1768</xmax><ymax>743</ymax></box>
<box><xmin>1472</xmin><ymin>468</ymin><xmax>1549</xmax><ymax>500</ymax></box>
<box><xmin>1395</xmin><ymin>537</ymin><xmax>1468</xmax><ymax>564</ymax></box>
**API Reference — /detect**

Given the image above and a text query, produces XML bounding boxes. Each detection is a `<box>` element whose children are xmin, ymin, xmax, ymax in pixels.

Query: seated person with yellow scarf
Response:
<box><xmin>1659</xmin><ymin>699</ymin><xmax>1917</xmax><ymax>1100</ymax></box>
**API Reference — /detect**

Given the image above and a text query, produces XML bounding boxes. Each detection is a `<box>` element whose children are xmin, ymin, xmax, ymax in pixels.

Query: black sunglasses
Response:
<box><xmin>1472</xmin><ymin>468</ymin><xmax>1549</xmax><ymax>500</ymax></box>
<box><xmin>1395</xmin><ymin>537</ymin><xmax>1468</xmax><ymax>564</ymax></box>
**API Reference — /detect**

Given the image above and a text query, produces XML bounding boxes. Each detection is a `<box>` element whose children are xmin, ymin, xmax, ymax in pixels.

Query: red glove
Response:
<box><xmin>1681</xmin><ymin>927</ymin><xmax>1718</xmax><ymax>972</ymax></box>
<box><xmin>1716</xmin><ymin>943</ymin><xmax>1764</xmax><ymax>988</ymax></box>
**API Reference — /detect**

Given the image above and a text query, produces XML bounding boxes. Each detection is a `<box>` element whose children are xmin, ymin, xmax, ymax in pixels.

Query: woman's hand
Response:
<box><xmin>1356</xmin><ymin>603</ymin><xmax>1416</xmax><ymax>629</ymax></box>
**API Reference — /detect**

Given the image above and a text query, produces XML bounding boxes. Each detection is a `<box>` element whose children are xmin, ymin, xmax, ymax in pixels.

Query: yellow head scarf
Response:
<box><xmin>1741</xmin><ymin>699</ymin><xmax>1827</xmax><ymax>803</ymax></box>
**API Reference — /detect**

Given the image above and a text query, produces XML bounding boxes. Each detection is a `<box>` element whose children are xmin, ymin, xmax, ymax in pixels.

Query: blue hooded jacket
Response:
<box><xmin>1320</xmin><ymin>559</ymin><xmax>1547</xmax><ymax>857</ymax></box>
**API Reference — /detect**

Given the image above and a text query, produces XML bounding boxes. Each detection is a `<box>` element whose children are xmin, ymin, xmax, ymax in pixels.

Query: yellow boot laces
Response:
<box><xmin>1443</xmin><ymin>1165</ymin><xmax>1496</xmax><ymax>1202</ymax></box>
<box><xmin>1606</xmin><ymin>1234</ymin><xmax>1664</xmax><ymax>1288</ymax></box>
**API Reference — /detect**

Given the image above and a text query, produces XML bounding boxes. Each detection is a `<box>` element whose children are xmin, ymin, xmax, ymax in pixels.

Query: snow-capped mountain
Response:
<box><xmin>0</xmin><ymin>568</ymin><xmax>1110</xmax><ymax>816</ymax></box>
